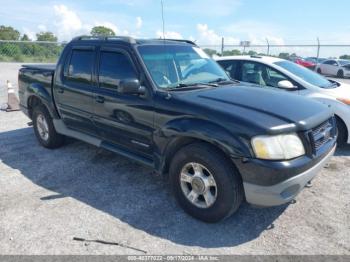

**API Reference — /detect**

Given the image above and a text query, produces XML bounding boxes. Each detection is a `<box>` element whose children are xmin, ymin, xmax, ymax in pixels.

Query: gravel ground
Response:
<box><xmin>0</xmin><ymin>110</ymin><xmax>349</xmax><ymax>255</ymax></box>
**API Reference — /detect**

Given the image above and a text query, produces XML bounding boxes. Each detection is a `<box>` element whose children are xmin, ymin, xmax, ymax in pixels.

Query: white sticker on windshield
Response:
<box><xmin>193</xmin><ymin>47</ymin><xmax>210</xmax><ymax>59</ymax></box>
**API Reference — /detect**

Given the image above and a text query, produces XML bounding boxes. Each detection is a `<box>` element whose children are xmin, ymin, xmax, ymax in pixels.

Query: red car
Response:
<box><xmin>291</xmin><ymin>57</ymin><xmax>316</xmax><ymax>70</ymax></box>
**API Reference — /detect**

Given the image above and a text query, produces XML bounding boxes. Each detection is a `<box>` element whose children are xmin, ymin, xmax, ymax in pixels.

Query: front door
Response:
<box><xmin>92</xmin><ymin>46</ymin><xmax>154</xmax><ymax>159</ymax></box>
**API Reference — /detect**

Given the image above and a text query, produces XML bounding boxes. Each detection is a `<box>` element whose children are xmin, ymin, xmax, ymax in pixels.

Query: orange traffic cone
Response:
<box><xmin>6</xmin><ymin>80</ymin><xmax>20</xmax><ymax>112</ymax></box>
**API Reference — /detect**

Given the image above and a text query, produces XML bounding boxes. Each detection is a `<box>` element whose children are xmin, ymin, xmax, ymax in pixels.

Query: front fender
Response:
<box><xmin>155</xmin><ymin>118</ymin><xmax>253</xmax><ymax>173</ymax></box>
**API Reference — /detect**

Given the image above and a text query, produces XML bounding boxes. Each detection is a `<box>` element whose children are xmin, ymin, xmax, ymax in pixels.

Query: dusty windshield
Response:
<box><xmin>137</xmin><ymin>45</ymin><xmax>230</xmax><ymax>89</ymax></box>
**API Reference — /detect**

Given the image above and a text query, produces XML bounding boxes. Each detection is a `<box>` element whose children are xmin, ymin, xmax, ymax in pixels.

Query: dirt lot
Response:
<box><xmin>0</xmin><ymin>62</ymin><xmax>349</xmax><ymax>255</ymax></box>
<box><xmin>0</xmin><ymin>112</ymin><xmax>350</xmax><ymax>255</ymax></box>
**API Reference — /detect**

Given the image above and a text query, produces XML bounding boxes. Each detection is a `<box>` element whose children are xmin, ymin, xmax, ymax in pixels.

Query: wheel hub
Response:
<box><xmin>191</xmin><ymin>177</ymin><xmax>206</xmax><ymax>194</ymax></box>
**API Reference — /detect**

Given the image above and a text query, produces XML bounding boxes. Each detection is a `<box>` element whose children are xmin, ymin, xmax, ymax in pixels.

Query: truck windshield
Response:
<box><xmin>137</xmin><ymin>45</ymin><xmax>230</xmax><ymax>89</ymax></box>
<box><xmin>274</xmin><ymin>60</ymin><xmax>336</xmax><ymax>89</ymax></box>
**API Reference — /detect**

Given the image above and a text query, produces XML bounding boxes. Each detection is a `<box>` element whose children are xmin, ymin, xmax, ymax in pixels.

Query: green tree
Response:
<box><xmin>340</xmin><ymin>55</ymin><xmax>350</xmax><ymax>60</ymax></box>
<box><xmin>21</xmin><ymin>34</ymin><xmax>31</xmax><ymax>41</ymax></box>
<box><xmin>36</xmin><ymin>32</ymin><xmax>58</xmax><ymax>42</ymax></box>
<box><xmin>222</xmin><ymin>49</ymin><xmax>241</xmax><ymax>56</ymax></box>
<box><xmin>90</xmin><ymin>26</ymin><xmax>116</xmax><ymax>37</ymax></box>
<box><xmin>247</xmin><ymin>50</ymin><xmax>258</xmax><ymax>56</ymax></box>
<box><xmin>278</xmin><ymin>52</ymin><xmax>290</xmax><ymax>60</ymax></box>
<box><xmin>203</xmin><ymin>48</ymin><xmax>217</xmax><ymax>57</ymax></box>
<box><xmin>0</xmin><ymin>25</ymin><xmax>20</xmax><ymax>40</ymax></box>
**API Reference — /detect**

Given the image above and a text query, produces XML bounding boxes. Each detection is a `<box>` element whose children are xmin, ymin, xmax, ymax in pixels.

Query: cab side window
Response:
<box><xmin>217</xmin><ymin>60</ymin><xmax>238</xmax><ymax>79</ymax></box>
<box><xmin>98</xmin><ymin>51</ymin><xmax>137</xmax><ymax>89</ymax></box>
<box><xmin>240</xmin><ymin>61</ymin><xmax>290</xmax><ymax>88</ymax></box>
<box><xmin>65</xmin><ymin>49</ymin><xmax>94</xmax><ymax>84</ymax></box>
<box><xmin>324</xmin><ymin>60</ymin><xmax>337</xmax><ymax>66</ymax></box>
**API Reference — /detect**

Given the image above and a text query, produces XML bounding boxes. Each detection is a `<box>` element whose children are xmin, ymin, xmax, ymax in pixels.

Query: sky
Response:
<box><xmin>0</xmin><ymin>0</ymin><xmax>349</xmax><ymax>56</ymax></box>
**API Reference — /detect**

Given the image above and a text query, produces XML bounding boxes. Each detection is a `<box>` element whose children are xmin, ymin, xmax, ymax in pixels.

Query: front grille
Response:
<box><xmin>309</xmin><ymin>117</ymin><xmax>336</xmax><ymax>152</ymax></box>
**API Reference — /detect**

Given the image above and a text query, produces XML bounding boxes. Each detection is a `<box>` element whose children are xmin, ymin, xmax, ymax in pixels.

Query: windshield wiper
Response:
<box><xmin>166</xmin><ymin>82</ymin><xmax>218</xmax><ymax>91</ymax></box>
<box><xmin>208</xmin><ymin>78</ymin><xmax>240</xmax><ymax>85</ymax></box>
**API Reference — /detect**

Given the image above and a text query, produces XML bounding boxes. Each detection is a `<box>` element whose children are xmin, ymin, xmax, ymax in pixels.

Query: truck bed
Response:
<box><xmin>22</xmin><ymin>64</ymin><xmax>56</xmax><ymax>71</ymax></box>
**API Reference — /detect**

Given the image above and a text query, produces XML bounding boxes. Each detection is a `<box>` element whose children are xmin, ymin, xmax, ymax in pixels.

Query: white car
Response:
<box><xmin>316</xmin><ymin>59</ymin><xmax>350</xmax><ymax>78</ymax></box>
<box><xmin>215</xmin><ymin>55</ymin><xmax>350</xmax><ymax>145</ymax></box>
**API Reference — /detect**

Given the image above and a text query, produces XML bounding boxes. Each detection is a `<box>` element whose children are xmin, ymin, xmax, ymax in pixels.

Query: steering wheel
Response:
<box><xmin>152</xmin><ymin>71</ymin><xmax>172</xmax><ymax>86</ymax></box>
<box><xmin>183</xmin><ymin>67</ymin><xmax>201</xmax><ymax>79</ymax></box>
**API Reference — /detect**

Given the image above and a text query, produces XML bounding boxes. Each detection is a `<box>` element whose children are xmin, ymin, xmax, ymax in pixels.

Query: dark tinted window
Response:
<box><xmin>217</xmin><ymin>60</ymin><xmax>238</xmax><ymax>79</ymax></box>
<box><xmin>324</xmin><ymin>60</ymin><xmax>337</xmax><ymax>65</ymax></box>
<box><xmin>66</xmin><ymin>50</ymin><xmax>94</xmax><ymax>83</ymax></box>
<box><xmin>98</xmin><ymin>51</ymin><xmax>137</xmax><ymax>89</ymax></box>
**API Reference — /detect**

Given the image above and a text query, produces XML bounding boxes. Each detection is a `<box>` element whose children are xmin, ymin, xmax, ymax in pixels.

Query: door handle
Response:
<box><xmin>57</xmin><ymin>88</ymin><xmax>64</xmax><ymax>93</ymax></box>
<box><xmin>95</xmin><ymin>96</ymin><xmax>105</xmax><ymax>103</ymax></box>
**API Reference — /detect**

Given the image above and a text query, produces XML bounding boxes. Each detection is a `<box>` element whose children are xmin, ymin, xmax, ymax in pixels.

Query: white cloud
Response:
<box><xmin>195</xmin><ymin>24</ymin><xmax>239</xmax><ymax>45</ymax></box>
<box><xmin>136</xmin><ymin>17</ymin><xmax>143</xmax><ymax>29</ymax></box>
<box><xmin>156</xmin><ymin>30</ymin><xmax>183</xmax><ymax>39</ymax></box>
<box><xmin>52</xmin><ymin>5</ymin><xmax>121</xmax><ymax>40</ymax></box>
<box><xmin>37</xmin><ymin>24</ymin><xmax>47</xmax><ymax>32</ymax></box>
<box><xmin>53</xmin><ymin>4</ymin><xmax>84</xmax><ymax>40</ymax></box>
<box><xmin>22</xmin><ymin>27</ymin><xmax>36</xmax><ymax>40</ymax></box>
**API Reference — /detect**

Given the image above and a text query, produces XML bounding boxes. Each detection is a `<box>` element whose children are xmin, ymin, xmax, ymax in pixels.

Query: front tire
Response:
<box><xmin>169</xmin><ymin>143</ymin><xmax>244</xmax><ymax>223</ymax></box>
<box><xmin>336</xmin><ymin>117</ymin><xmax>347</xmax><ymax>147</ymax></box>
<box><xmin>337</xmin><ymin>70</ymin><xmax>344</xmax><ymax>78</ymax></box>
<box><xmin>317</xmin><ymin>68</ymin><xmax>322</xmax><ymax>74</ymax></box>
<box><xmin>33</xmin><ymin>105</ymin><xmax>65</xmax><ymax>149</ymax></box>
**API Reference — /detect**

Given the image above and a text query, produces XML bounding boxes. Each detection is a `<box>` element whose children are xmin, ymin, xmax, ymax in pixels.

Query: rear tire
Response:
<box><xmin>33</xmin><ymin>105</ymin><xmax>65</xmax><ymax>149</ymax></box>
<box><xmin>336</xmin><ymin>117</ymin><xmax>347</xmax><ymax>147</ymax></box>
<box><xmin>337</xmin><ymin>70</ymin><xmax>344</xmax><ymax>78</ymax></box>
<box><xmin>169</xmin><ymin>143</ymin><xmax>244</xmax><ymax>223</ymax></box>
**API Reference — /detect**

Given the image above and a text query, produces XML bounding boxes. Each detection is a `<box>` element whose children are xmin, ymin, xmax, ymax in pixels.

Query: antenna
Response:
<box><xmin>161</xmin><ymin>0</ymin><xmax>165</xmax><ymax>39</ymax></box>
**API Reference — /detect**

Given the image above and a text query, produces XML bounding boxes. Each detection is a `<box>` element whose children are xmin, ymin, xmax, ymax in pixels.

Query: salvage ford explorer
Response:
<box><xmin>18</xmin><ymin>36</ymin><xmax>337</xmax><ymax>222</ymax></box>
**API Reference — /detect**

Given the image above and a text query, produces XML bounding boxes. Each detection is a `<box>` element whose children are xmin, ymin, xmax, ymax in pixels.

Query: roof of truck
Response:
<box><xmin>70</xmin><ymin>35</ymin><xmax>197</xmax><ymax>46</ymax></box>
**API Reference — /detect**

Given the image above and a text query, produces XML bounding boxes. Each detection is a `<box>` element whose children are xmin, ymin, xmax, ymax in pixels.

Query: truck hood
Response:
<box><xmin>176</xmin><ymin>85</ymin><xmax>332</xmax><ymax>134</ymax></box>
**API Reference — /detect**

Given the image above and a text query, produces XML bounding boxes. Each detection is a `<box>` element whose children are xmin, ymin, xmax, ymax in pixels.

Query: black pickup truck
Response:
<box><xmin>18</xmin><ymin>36</ymin><xmax>337</xmax><ymax>222</ymax></box>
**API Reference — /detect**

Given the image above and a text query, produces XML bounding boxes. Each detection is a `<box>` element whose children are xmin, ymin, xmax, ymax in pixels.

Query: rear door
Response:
<box><xmin>92</xmin><ymin>46</ymin><xmax>154</xmax><ymax>159</ymax></box>
<box><xmin>54</xmin><ymin>46</ymin><xmax>98</xmax><ymax>136</ymax></box>
<box><xmin>322</xmin><ymin>60</ymin><xmax>336</xmax><ymax>75</ymax></box>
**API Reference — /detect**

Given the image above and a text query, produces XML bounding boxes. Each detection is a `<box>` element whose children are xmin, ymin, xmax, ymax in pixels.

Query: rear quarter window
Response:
<box><xmin>64</xmin><ymin>49</ymin><xmax>94</xmax><ymax>84</ymax></box>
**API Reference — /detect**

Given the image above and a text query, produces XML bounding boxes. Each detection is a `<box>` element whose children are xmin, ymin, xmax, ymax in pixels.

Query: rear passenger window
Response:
<box><xmin>98</xmin><ymin>51</ymin><xmax>137</xmax><ymax>89</ymax></box>
<box><xmin>65</xmin><ymin>50</ymin><xmax>94</xmax><ymax>83</ymax></box>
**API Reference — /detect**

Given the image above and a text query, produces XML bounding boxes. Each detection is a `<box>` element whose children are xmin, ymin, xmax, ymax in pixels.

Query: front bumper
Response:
<box><xmin>242</xmin><ymin>145</ymin><xmax>335</xmax><ymax>207</ymax></box>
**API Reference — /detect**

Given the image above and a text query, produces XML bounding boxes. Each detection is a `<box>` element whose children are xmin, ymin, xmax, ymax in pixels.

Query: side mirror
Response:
<box><xmin>118</xmin><ymin>79</ymin><xmax>145</xmax><ymax>95</ymax></box>
<box><xmin>278</xmin><ymin>80</ymin><xmax>297</xmax><ymax>90</ymax></box>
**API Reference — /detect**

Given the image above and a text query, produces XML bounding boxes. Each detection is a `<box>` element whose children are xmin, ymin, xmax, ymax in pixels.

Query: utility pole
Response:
<box><xmin>316</xmin><ymin>37</ymin><xmax>320</xmax><ymax>64</ymax></box>
<box><xmin>266</xmin><ymin>38</ymin><xmax>270</xmax><ymax>56</ymax></box>
<box><xmin>221</xmin><ymin>37</ymin><xmax>224</xmax><ymax>56</ymax></box>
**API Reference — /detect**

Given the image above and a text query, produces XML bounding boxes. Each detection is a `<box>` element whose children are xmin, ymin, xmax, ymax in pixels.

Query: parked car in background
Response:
<box><xmin>18</xmin><ymin>37</ymin><xmax>337</xmax><ymax>222</ymax></box>
<box><xmin>216</xmin><ymin>55</ymin><xmax>350</xmax><ymax>146</ymax></box>
<box><xmin>290</xmin><ymin>56</ymin><xmax>316</xmax><ymax>70</ymax></box>
<box><xmin>316</xmin><ymin>59</ymin><xmax>350</xmax><ymax>78</ymax></box>
<box><xmin>305</xmin><ymin>57</ymin><xmax>327</xmax><ymax>65</ymax></box>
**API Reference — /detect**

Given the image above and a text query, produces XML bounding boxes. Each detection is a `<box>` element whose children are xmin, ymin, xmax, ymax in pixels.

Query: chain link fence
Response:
<box><xmin>0</xmin><ymin>40</ymin><xmax>349</xmax><ymax>63</ymax></box>
<box><xmin>201</xmin><ymin>41</ymin><xmax>350</xmax><ymax>60</ymax></box>
<box><xmin>0</xmin><ymin>40</ymin><xmax>66</xmax><ymax>63</ymax></box>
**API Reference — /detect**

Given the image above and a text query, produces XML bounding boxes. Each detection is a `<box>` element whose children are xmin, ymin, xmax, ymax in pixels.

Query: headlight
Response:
<box><xmin>337</xmin><ymin>98</ymin><xmax>350</xmax><ymax>105</ymax></box>
<box><xmin>252</xmin><ymin>133</ymin><xmax>305</xmax><ymax>160</ymax></box>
